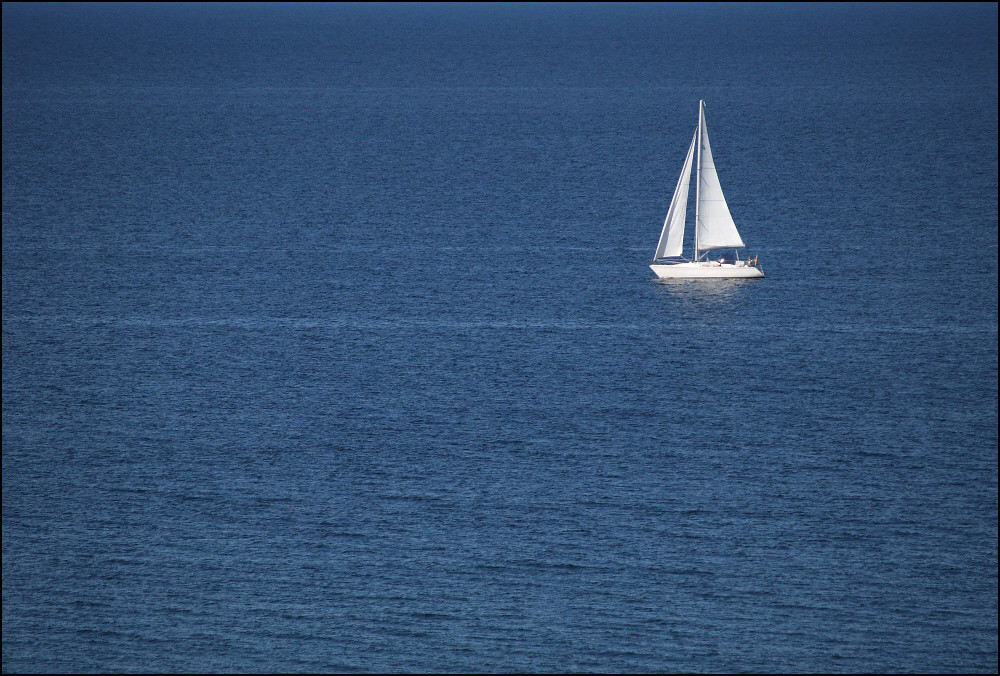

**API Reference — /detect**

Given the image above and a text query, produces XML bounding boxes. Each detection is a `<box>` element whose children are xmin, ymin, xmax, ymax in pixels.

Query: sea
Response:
<box><xmin>2</xmin><ymin>2</ymin><xmax>997</xmax><ymax>673</ymax></box>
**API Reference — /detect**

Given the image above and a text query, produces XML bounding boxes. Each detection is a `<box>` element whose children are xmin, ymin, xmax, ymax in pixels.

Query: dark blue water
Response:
<box><xmin>3</xmin><ymin>2</ymin><xmax>997</xmax><ymax>673</ymax></box>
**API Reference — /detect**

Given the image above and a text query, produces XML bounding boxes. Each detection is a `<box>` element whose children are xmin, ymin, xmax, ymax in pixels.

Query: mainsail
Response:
<box><xmin>696</xmin><ymin>104</ymin><xmax>745</xmax><ymax>251</ymax></box>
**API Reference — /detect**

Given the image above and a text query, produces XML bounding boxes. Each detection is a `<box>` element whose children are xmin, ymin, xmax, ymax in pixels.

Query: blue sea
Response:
<box><xmin>2</xmin><ymin>2</ymin><xmax>997</xmax><ymax>673</ymax></box>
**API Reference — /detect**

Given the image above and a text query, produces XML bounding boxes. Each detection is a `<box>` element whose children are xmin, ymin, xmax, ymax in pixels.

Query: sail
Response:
<box><xmin>653</xmin><ymin>130</ymin><xmax>697</xmax><ymax>259</ymax></box>
<box><xmin>696</xmin><ymin>106</ymin><xmax>745</xmax><ymax>250</ymax></box>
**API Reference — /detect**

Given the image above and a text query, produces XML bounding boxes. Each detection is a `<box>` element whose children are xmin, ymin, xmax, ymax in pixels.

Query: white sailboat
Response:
<box><xmin>650</xmin><ymin>100</ymin><xmax>764</xmax><ymax>279</ymax></box>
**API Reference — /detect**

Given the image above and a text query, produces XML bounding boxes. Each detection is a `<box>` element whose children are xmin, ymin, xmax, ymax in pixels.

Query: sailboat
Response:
<box><xmin>650</xmin><ymin>100</ymin><xmax>764</xmax><ymax>279</ymax></box>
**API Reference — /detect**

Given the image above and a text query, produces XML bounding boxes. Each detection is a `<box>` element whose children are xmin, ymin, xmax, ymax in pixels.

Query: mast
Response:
<box><xmin>694</xmin><ymin>100</ymin><xmax>704</xmax><ymax>262</ymax></box>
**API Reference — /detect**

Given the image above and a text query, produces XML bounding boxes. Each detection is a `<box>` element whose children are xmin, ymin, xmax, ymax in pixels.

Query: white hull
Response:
<box><xmin>650</xmin><ymin>262</ymin><xmax>764</xmax><ymax>279</ymax></box>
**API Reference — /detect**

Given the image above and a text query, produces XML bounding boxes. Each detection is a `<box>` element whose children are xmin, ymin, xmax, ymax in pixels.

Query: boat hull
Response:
<box><xmin>650</xmin><ymin>262</ymin><xmax>764</xmax><ymax>279</ymax></box>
